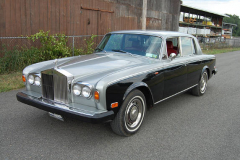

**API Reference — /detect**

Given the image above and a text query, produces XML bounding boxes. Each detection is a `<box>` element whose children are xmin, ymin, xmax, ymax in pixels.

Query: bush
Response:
<box><xmin>0</xmin><ymin>46</ymin><xmax>41</xmax><ymax>74</ymax></box>
<box><xmin>0</xmin><ymin>31</ymin><xmax>98</xmax><ymax>74</ymax></box>
<box><xmin>27</xmin><ymin>30</ymin><xmax>71</xmax><ymax>60</ymax></box>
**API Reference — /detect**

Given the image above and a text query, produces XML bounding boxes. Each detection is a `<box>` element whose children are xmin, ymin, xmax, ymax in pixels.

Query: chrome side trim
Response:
<box><xmin>107</xmin><ymin>55</ymin><xmax>214</xmax><ymax>86</ymax></box>
<box><xmin>107</xmin><ymin>61</ymin><xmax>186</xmax><ymax>86</ymax></box>
<box><xmin>154</xmin><ymin>84</ymin><xmax>198</xmax><ymax>104</ymax></box>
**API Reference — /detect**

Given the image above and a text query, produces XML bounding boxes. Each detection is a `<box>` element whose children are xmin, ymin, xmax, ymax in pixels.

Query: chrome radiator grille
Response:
<box><xmin>41</xmin><ymin>69</ymin><xmax>69</xmax><ymax>104</ymax></box>
<box><xmin>41</xmin><ymin>73</ymin><xmax>54</xmax><ymax>100</ymax></box>
<box><xmin>53</xmin><ymin>70</ymin><xmax>68</xmax><ymax>104</ymax></box>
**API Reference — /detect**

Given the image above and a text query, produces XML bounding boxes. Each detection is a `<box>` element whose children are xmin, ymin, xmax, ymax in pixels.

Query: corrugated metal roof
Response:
<box><xmin>181</xmin><ymin>4</ymin><xmax>228</xmax><ymax>17</ymax></box>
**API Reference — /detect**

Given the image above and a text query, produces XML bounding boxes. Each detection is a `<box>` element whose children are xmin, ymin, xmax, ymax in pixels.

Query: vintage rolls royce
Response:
<box><xmin>17</xmin><ymin>30</ymin><xmax>217</xmax><ymax>136</ymax></box>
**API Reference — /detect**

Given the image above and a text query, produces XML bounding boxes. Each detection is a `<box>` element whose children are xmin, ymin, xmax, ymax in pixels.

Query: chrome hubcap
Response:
<box><xmin>129</xmin><ymin>106</ymin><xmax>139</xmax><ymax>121</ymax></box>
<box><xmin>200</xmin><ymin>72</ymin><xmax>208</xmax><ymax>94</ymax></box>
<box><xmin>125</xmin><ymin>96</ymin><xmax>145</xmax><ymax>132</ymax></box>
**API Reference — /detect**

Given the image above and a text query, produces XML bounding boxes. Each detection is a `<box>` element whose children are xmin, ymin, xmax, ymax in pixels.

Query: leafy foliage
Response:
<box><xmin>0</xmin><ymin>31</ymin><xmax>98</xmax><ymax>74</ymax></box>
<box><xmin>84</xmin><ymin>35</ymin><xmax>98</xmax><ymax>55</ymax></box>
<box><xmin>0</xmin><ymin>45</ymin><xmax>42</xmax><ymax>74</ymax></box>
<box><xmin>27</xmin><ymin>30</ymin><xmax>71</xmax><ymax>60</ymax></box>
<box><xmin>223</xmin><ymin>14</ymin><xmax>240</xmax><ymax>36</ymax></box>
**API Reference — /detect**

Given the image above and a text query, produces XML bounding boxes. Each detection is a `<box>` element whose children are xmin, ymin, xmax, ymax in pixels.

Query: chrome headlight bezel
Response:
<box><xmin>28</xmin><ymin>73</ymin><xmax>41</xmax><ymax>87</ymax></box>
<box><xmin>73</xmin><ymin>84</ymin><xmax>82</xmax><ymax>96</ymax></box>
<box><xmin>72</xmin><ymin>82</ymin><xmax>93</xmax><ymax>99</ymax></box>
<box><xmin>28</xmin><ymin>75</ymin><xmax>34</xmax><ymax>85</ymax></box>
<box><xmin>34</xmin><ymin>76</ymin><xmax>41</xmax><ymax>86</ymax></box>
<box><xmin>82</xmin><ymin>86</ymin><xmax>91</xmax><ymax>98</ymax></box>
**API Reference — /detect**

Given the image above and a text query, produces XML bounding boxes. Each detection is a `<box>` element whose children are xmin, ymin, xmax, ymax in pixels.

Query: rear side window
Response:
<box><xmin>181</xmin><ymin>37</ymin><xmax>196</xmax><ymax>56</ymax></box>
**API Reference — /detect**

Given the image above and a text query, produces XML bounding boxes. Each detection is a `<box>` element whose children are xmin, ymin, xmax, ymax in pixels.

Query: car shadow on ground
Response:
<box><xmin>29</xmin><ymin>90</ymin><xmax>200</xmax><ymax>140</ymax></box>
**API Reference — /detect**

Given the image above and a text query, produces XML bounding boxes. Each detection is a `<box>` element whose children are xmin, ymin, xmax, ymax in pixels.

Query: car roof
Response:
<box><xmin>109</xmin><ymin>30</ymin><xmax>194</xmax><ymax>39</ymax></box>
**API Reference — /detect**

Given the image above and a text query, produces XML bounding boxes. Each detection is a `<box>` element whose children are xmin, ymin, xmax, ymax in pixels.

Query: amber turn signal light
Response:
<box><xmin>111</xmin><ymin>102</ymin><xmax>118</xmax><ymax>108</ymax></box>
<box><xmin>94</xmin><ymin>91</ymin><xmax>100</xmax><ymax>101</ymax></box>
<box><xmin>22</xmin><ymin>75</ymin><xmax>26</xmax><ymax>82</ymax></box>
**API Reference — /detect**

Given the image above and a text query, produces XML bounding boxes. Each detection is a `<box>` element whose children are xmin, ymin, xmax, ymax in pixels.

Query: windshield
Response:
<box><xmin>96</xmin><ymin>34</ymin><xmax>162</xmax><ymax>59</ymax></box>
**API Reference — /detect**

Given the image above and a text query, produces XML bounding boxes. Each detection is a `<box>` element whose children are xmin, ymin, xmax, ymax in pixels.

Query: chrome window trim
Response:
<box><xmin>179</xmin><ymin>36</ymin><xmax>183</xmax><ymax>56</ymax></box>
<box><xmin>97</xmin><ymin>33</ymin><xmax>165</xmax><ymax>61</ymax></box>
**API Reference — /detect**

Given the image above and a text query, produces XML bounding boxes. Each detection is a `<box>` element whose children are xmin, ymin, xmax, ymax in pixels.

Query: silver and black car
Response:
<box><xmin>17</xmin><ymin>30</ymin><xmax>217</xmax><ymax>136</ymax></box>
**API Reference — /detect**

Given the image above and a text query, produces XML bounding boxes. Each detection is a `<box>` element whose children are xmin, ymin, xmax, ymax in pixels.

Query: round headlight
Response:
<box><xmin>34</xmin><ymin>77</ymin><xmax>41</xmax><ymax>86</ymax></box>
<box><xmin>82</xmin><ymin>86</ymin><xmax>91</xmax><ymax>98</ymax></box>
<box><xmin>73</xmin><ymin>85</ymin><xmax>81</xmax><ymax>96</ymax></box>
<box><xmin>28</xmin><ymin>75</ymin><xmax>34</xmax><ymax>85</ymax></box>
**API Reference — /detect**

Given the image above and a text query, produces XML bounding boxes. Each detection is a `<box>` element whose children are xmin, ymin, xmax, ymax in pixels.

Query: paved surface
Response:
<box><xmin>1</xmin><ymin>51</ymin><xmax>240</xmax><ymax>160</ymax></box>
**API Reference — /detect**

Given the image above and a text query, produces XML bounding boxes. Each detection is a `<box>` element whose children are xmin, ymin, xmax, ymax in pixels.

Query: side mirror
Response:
<box><xmin>169</xmin><ymin>53</ymin><xmax>177</xmax><ymax>61</ymax></box>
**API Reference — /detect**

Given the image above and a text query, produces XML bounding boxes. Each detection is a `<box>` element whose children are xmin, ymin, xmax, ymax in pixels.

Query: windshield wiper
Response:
<box><xmin>95</xmin><ymin>47</ymin><xmax>107</xmax><ymax>53</ymax></box>
<box><xmin>112</xmin><ymin>49</ymin><xmax>133</xmax><ymax>56</ymax></box>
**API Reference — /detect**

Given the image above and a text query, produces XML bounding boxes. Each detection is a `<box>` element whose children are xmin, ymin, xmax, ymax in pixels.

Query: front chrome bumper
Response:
<box><xmin>16</xmin><ymin>91</ymin><xmax>114</xmax><ymax>123</ymax></box>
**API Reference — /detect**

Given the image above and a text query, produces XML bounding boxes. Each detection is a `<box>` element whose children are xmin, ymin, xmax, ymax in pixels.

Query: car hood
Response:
<box><xmin>56</xmin><ymin>53</ymin><xmax>157</xmax><ymax>79</ymax></box>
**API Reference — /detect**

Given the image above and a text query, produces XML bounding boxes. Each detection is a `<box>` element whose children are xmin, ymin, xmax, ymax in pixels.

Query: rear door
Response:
<box><xmin>181</xmin><ymin>37</ymin><xmax>202</xmax><ymax>88</ymax></box>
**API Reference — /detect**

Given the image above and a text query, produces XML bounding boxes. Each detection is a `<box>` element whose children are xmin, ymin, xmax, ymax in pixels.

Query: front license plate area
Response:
<box><xmin>49</xmin><ymin>112</ymin><xmax>64</xmax><ymax>121</ymax></box>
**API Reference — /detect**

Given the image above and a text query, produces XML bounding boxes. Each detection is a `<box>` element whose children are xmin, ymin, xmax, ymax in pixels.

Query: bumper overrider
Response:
<box><xmin>212</xmin><ymin>68</ymin><xmax>218</xmax><ymax>75</ymax></box>
<box><xmin>16</xmin><ymin>92</ymin><xmax>114</xmax><ymax>123</ymax></box>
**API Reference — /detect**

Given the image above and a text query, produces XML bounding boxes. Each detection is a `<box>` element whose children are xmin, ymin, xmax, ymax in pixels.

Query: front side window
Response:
<box><xmin>96</xmin><ymin>34</ymin><xmax>162</xmax><ymax>59</ymax></box>
<box><xmin>166</xmin><ymin>37</ymin><xmax>179</xmax><ymax>58</ymax></box>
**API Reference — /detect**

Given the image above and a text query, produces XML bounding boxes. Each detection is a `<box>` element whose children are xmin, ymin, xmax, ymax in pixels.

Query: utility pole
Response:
<box><xmin>142</xmin><ymin>0</ymin><xmax>147</xmax><ymax>30</ymax></box>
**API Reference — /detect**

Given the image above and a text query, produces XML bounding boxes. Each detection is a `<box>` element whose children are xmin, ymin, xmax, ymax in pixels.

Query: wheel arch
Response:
<box><xmin>123</xmin><ymin>82</ymin><xmax>154</xmax><ymax>109</ymax></box>
<box><xmin>202</xmin><ymin>66</ymin><xmax>210</xmax><ymax>80</ymax></box>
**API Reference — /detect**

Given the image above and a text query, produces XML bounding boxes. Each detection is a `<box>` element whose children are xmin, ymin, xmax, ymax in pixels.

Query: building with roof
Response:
<box><xmin>0</xmin><ymin>0</ymin><xmax>181</xmax><ymax>37</ymax></box>
<box><xmin>179</xmin><ymin>4</ymin><xmax>228</xmax><ymax>39</ymax></box>
<box><xmin>222</xmin><ymin>22</ymin><xmax>237</xmax><ymax>39</ymax></box>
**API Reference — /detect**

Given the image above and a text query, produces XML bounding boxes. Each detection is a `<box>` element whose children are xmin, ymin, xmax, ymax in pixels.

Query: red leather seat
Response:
<box><xmin>166</xmin><ymin>41</ymin><xmax>177</xmax><ymax>56</ymax></box>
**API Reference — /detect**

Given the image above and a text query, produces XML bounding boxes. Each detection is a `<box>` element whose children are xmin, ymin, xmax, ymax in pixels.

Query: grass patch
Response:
<box><xmin>0</xmin><ymin>72</ymin><xmax>25</xmax><ymax>93</ymax></box>
<box><xmin>202</xmin><ymin>47</ymin><xmax>240</xmax><ymax>55</ymax></box>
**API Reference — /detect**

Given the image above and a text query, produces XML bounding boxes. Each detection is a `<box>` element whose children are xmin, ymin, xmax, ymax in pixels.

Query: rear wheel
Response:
<box><xmin>192</xmin><ymin>70</ymin><xmax>208</xmax><ymax>96</ymax></box>
<box><xmin>110</xmin><ymin>89</ymin><xmax>146</xmax><ymax>136</ymax></box>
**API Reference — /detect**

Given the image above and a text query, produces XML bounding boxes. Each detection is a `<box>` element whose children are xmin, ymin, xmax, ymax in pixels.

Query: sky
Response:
<box><xmin>182</xmin><ymin>0</ymin><xmax>240</xmax><ymax>17</ymax></box>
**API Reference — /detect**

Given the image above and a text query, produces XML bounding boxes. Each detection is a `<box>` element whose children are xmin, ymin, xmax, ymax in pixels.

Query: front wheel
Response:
<box><xmin>192</xmin><ymin>70</ymin><xmax>208</xmax><ymax>96</ymax></box>
<box><xmin>110</xmin><ymin>89</ymin><xmax>146</xmax><ymax>136</ymax></box>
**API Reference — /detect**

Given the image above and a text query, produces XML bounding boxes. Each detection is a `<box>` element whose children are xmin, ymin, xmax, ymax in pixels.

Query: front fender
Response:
<box><xmin>106</xmin><ymin>81</ymin><xmax>154</xmax><ymax>114</ymax></box>
<box><xmin>123</xmin><ymin>82</ymin><xmax>152</xmax><ymax>100</ymax></box>
<box><xmin>201</xmin><ymin>65</ymin><xmax>209</xmax><ymax>80</ymax></box>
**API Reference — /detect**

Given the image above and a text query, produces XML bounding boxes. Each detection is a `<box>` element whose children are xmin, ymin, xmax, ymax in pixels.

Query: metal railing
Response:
<box><xmin>197</xmin><ymin>37</ymin><xmax>240</xmax><ymax>50</ymax></box>
<box><xmin>1</xmin><ymin>35</ymin><xmax>240</xmax><ymax>57</ymax></box>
